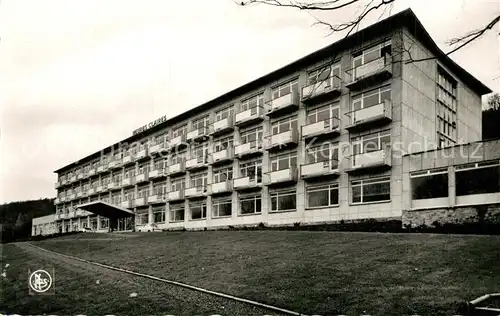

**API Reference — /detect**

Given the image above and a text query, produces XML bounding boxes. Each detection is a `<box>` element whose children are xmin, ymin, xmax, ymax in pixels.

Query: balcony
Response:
<box><xmin>234</xmin><ymin>106</ymin><xmax>264</xmax><ymax>127</ymax></box>
<box><xmin>346</xmin><ymin>146</ymin><xmax>392</xmax><ymax>173</ymax></box>
<box><xmin>122</xmin><ymin>154</ymin><xmax>135</xmax><ymax>166</ymax></box>
<box><xmin>135</xmin><ymin>172</ymin><xmax>149</xmax><ymax>184</ymax></box>
<box><xmin>77</xmin><ymin>173</ymin><xmax>84</xmax><ymax>180</ymax></box>
<box><xmin>70</xmin><ymin>175</ymin><xmax>77</xmax><ymax>182</ymax></box>
<box><xmin>107</xmin><ymin>181</ymin><xmax>120</xmax><ymax>191</ymax></box>
<box><xmin>186</xmin><ymin>155</ymin><xmax>209</xmax><ymax>170</ymax></box>
<box><xmin>122</xmin><ymin>177</ymin><xmax>135</xmax><ymax>187</ymax></box>
<box><xmin>211</xmin><ymin>117</ymin><xmax>234</xmax><ymax>136</ymax></box>
<box><xmin>97</xmin><ymin>164</ymin><xmax>106</xmax><ymax>173</ymax></box>
<box><xmin>148</xmin><ymin>194</ymin><xmax>167</xmax><ymax>204</ymax></box>
<box><xmin>345</xmin><ymin>55</ymin><xmax>393</xmax><ymax>90</ymax></box>
<box><xmin>168</xmin><ymin>161</ymin><xmax>186</xmax><ymax>175</ymax></box>
<box><xmin>55</xmin><ymin>198</ymin><xmax>61</xmax><ymax>204</ymax></box>
<box><xmin>68</xmin><ymin>193</ymin><xmax>76</xmax><ymax>200</ymax></box>
<box><xmin>109</xmin><ymin>159</ymin><xmax>122</xmax><ymax>169</ymax></box>
<box><xmin>265</xmin><ymin>129</ymin><xmax>298</xmax><ymax>151</ymax></box>
<box><xmin>302</xmin><ymin>76</ymin><xmax>342</xmax><ymax>104</ymax></box>
<box><xmin>345</xmin><ymin>99</ymin><xmax>392</xmax><ymax>131</ymax></box>
<box><xmin>88</xmin><ymin>187</ymin><xmax>96</xmax><ymax>195</ymax></box>
<box><xmin>88</xmin><ymin>168</ymin><xmax>96</xmax><ymax>177</ymax></box>
<box><xmin>56</xmin><ymin>213</ymin><xmax>63</xmax><ymax>220</ymax></box>
<box><xmin>149</xmin><ymin>142</ymin><xmax>167</xmax><ymax>155</ymax></box>
<box><xmin>61</xmin><ymin>196</ymin><xmax>67</xmax><ymax>202</ymax></box>
<box><xmin>300</xmin><ymin>160</ymin><xmax>340</xmax><ymax>179</ymax></box>
<box><xmin>267</xmin><ymin>90</ymin><xmax>299</xmax><ymax>117</ymax></box>
<box><xmin>185</xmin><ymin>186</ymin><xmax>208</xmax><ymax>198</ymax></box>
<box><xmin>135</xmin><ymin>147</ymin><xmax>149</xmax><ymax>161</ymax></box>
<box><xmin>76</xmin><ymin>191</ymin><xmax>83</xmax><ymax>198</ymax></box>
<box><xmin>235</xmin><ymin>141</ymin><xmax>262</xmax><ymax>158</ymax></box>
<box><xmin>167</xmin><ymin>134</ymin><xmax>186</xmax><ymax>150</ymax></box>
<box><xmin>187</xmin><ymin>127</ymin><xmax>209</xmax><ymax>142</ymax></box>
<box><xmin>121</xmin><ymin>200</ymin><xmax>133</xmax><ymax>209</ymax></box>
<box><xmin>211</xmin><ymin>147</ymin><xmax>234</xmax><ymax>165</ymax></box>
<box><xmin>233</xmin><ymin>176</ymin><xmax>262</xmax><ymax>190</ymax></box>
<box><xmin>149</xmin><ymin>168</ymin><xmax>167</xmax><ymax>179</ymax></box>
<box><xmin>168</xmin><ymin>190</ymin><xmax>184</xmax><ymax>201</ymax></box>
<box><xmin>211</xmin><ymin>181</ymin><xmax>232</xmax><ymax>194</ymax></box>
<box><xmin>268</xmin><ymin>167</ymin><xmax>298</xmax><ymax>185</ymax></box>
<box><xmin>134</xmin><ymin>197</ymin><xmax>147</xmax><ymax>207</ymax></box>
<box><xmin>63</xmin><ymin>213</ymin><xmax>70</xmax><ymax>219</ymax></box>
<box><xmin>95</xmin><ymin>185</ymin><xmax>103</xmax><ymax>193</ymax></box>
<box><xmin>61</xmin><ymin>179</ymin><xmax>68</xmax><ymax>185</ymax></box>
<box><xmin>302</xmin><ymin>117</ymin><xmax>341</xmax><ymax>140</ymax></box>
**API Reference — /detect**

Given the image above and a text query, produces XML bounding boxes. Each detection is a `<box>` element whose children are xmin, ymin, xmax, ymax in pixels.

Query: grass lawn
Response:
<box><xmin>35</xmin><ymin>231</ymin><xmax>500</xmax><ymax>316</ymax></box>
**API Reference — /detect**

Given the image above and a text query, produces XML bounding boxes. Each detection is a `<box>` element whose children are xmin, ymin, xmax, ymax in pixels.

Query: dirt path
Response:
<box><xmin>14</xmin><ymin>242</ymin><xmax>286</xmax><ymax>315</ymax></box>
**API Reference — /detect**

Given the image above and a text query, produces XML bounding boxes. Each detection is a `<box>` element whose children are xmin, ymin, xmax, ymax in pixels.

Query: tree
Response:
<box><xmin>237</xmin><ymin>0</ymin><xmax>500</xmax><ymax>65</ymax></box>
<box><xmin>483</xmin><ymin>93</ymin><xmax>500</xmax><ymax>140</ymax></box>
<box><xmin>486</xmin><ymin>93</ymin><xmax>500</xmax><ymax>111</ymax></box>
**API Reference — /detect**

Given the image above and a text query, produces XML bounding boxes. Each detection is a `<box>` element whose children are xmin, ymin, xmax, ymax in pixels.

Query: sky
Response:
<box><xmin>0</xmin><ymin>0</ymin><xmax>499</xmax><ymax>203</ymax></box>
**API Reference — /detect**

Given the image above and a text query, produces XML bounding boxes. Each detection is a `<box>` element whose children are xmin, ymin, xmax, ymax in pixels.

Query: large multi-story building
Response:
<box><xmin>42</xmin><ymin>9</ymin><xmax>491</xmax><ymax>234</ymax></box>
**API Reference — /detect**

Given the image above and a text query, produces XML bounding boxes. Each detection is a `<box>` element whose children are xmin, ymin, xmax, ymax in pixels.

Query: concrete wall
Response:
<box><xmin>32</xmin><ymin>214</ymin><xmax>57</xmax><ymax>236</ymax></box>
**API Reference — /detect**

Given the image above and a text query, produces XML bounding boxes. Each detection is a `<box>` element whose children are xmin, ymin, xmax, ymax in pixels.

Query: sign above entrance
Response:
<box><xmin>132</xmin><ymin>115</ymin><xmax>168</xmax><ymax>136</ymax></box>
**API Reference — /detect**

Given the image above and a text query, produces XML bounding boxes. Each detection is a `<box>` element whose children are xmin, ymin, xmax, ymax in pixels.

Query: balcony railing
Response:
<box><xmin>108</xmin><ymin>181</ymin><xmax>120</xmax><ymax>190</ymax></box>
<box><xmin>168</xmin><ymin>160</ymin><xmax>186</xmax><ymax>175</ymax></box>
<box><xmin>187</xmin><ymin>127</ymin><xmax>209</xmax><ymax>142</ymax></box>
<box><xmin>346</xmin><ymin>145</ymin><xmax>392</xmax><ymax>173</ymax></box>
<box><xmin>68</xmin><ymin>193</ymin><xmax>76</xmax><ymax>200</ymax></box>
<box><xmin>136</xmin><ymin>147</ymin><xmax>149</xmax><ymax>160</ymax></box>
<box><xmin>210</xmin><ymin>116</ymin><xmax>234</xmax><ymax>135</ymax></box>
<box><xmin>122</xmin><ymin>154</ymin><xmax>135</xmax><ymax>166</ymax></box>
<box><xmin>135</xmin><ymin>172</ymin><xmax>149</xmax><ymax>183</ymax></box>
<box><xmin>268</xmin><ymin>166</ymin><xmax>298</xmax><ymax>185</ymax></box>
<box><xmin>122</xmin><ymin>177</ymin><xmax>135</xmax><ymax>187</ymax></box>
<box><xmin>70</xmin><ymin>175</ymin><xmax>77</xmax><ymax>182</ymax></box>
<box><xmin>186</xmin><ymin>155</ymin><xmax>209</xmax><ymax>170</ymax></box>
<box><xmin>88</xmin><ymin>187</ymin><xmax>96</xmax><ymax>195</ymax></box>
<box><xmin>233</xmin><ymin>175</ymin><xmax>262</xmax><ymax>190</ymax></box>
<box><xmin>267</xmin><ymin>89</ymin><xmax>299</xmax><ymax>116</ymax></box>
<box><xmin>109</xmin><ymin>159</ymin><xmax>122</xmax><ymax>169</ymax></box>
<box><xmin>301</xmin><ymin>117</ymin><xmax>340</xmax><ymax>139</ymax></box>
<box><xmin>211</xmin><ymin>147</ymin><xmax>234</xmax><ymax>164</ymax></box>
<box><xmin>134</xmin><ymin>197</ymin><xmax>147</xmax><ymax>207</ymax></box>
<box><xmin>300</xmin><ymin>159</ymin><xmax>340</xmax><ymax>179</ymax></box>
<box><xmin>167</xmin><ymin>134</ymin><xmax>187</xmax><ymax>150</ymax></box>
<box><xmin>149</xmin><ymin>142</ymin><xmax>167</xmax><ymax>155</ymax></box>
<box><xmin>121</xmin><ymin>200</ymin><xmax>133</xmax><ymax>209</ymax></box>
<box><xmin>149</xmin><ymin>168</ymin><xmax>167</xmax><ymax>179</ymax></box>
<box><xmin>211</xmin><ymin>181</ymin><xmax>232</xmax><ymax>194</ymax></box>
<box><xmin>97</xmin><ymin>164</ymin><xmax>106</xmax><ymax>173</ymax></box>
<box><xmin>185</xmin><ymin>185</ymin><xmax>208</xmax><ymax>198</ymax></box>
<box><xmin>345</xmin><ymin>99</ymin><xmax>392</xmax><ymax>131</ymax></box>
<box><xmin>235</xmin><ymin>141</ymin><xmax>262</xmax><ymax>158</ymax></box>
<box><xmin>265</xmin><ymin>129</ymin><xmax>298</xmax><ymax>151</ymax></box>
<box><xmin>77</xmin><ymin>173</ymin><xmax>84</xmax><ymax>180</ymax></box>
<box><xmin>168</xmin><ymin>190</ymin><xmax>184</xmax><ymax>201</ymax></box>
<box><xmin>345</xmin><ymin>55</ymin><xmax>393</xmax><ymax>89</ymax></box>
<box><xmin>234</xmin><ymin>106</ymin><xmax>264</xmax><ymax>126</ymax></box>
<box><xmin>301</xmin><ymin>75</ymin><xmax>342</xmax><ymax>103</ymax></box>
<box><xmin>76</xmin><ymin>191</ymin><xmax>83</xmax><ymax>198</ymax></box>
<box><xmin>148</xmin><ymin>194</ymin><xmax>167</xmax><ymax>204</ymax></box>
<box><xmin>88</xmin><ymin>168</ymin><xmax>96</xmax><ymax>176</ymax></box>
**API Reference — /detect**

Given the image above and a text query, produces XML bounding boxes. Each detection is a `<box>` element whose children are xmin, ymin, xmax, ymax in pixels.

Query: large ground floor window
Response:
<box><xmin>351</xmin><ymin>176</ymin><xmax>390</xmax><ymax>204</ymax></box>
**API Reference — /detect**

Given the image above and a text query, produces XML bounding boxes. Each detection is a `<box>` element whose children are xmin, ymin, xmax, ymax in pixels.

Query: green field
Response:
<box><xmin>22</xmin><ymin>231</ymin><xmax>498</xmax><ymax>315</ymax></box>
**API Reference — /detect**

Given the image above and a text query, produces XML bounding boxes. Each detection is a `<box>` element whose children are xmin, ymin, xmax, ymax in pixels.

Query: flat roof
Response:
<box><xmin>54</xmin><ymin>8</ymin><xmax>492</xmax><ymax>174</ymax></box>
<box><xmin>77</xmin><ymin>201</ymin><xmax>134</xmax><ymax>218</ymax></box>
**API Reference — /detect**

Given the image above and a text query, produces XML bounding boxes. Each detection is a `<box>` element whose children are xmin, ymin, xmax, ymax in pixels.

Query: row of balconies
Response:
<box><xmin>55</xmin><ymin>209</ymin><xmax>93</xmax><ymax>220</ymax></box>
<box><xmin>55</xmin><ymin>146</ymin><xmax>392</xmax><ymax>205</ymax></box>
<box><xmin>55</xmin><ymin>57</ymin><xmax>393</xmax><ymax>189</ymax></box>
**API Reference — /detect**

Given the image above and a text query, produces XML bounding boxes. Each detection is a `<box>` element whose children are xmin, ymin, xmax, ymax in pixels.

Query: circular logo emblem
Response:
<box><xmin>29</xmin><ymin>269</ymin><xmax>52</xmax><ymax>293</ymax></box>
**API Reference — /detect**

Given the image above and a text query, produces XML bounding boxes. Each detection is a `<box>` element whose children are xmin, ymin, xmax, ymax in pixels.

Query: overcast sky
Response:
<box><xmin>1</xmin><ymin>0</ymin><xmax>499</xmax><ymax>203</ymax></box>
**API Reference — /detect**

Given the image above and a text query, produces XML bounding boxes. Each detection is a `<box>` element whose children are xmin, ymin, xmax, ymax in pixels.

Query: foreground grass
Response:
<box><xmin>36</xmin><ymin>231</ymin><xmax>500</xmax><ymax>315</ymax></box>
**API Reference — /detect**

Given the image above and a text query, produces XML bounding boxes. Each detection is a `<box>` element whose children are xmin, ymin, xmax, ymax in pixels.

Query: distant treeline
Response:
<box><xmin>483</xmin><ymin>107</ymin><xmax>500</xmax><ymax>140</ymax></box>
<box><xmin>0</xmin><ymin>198</ymin><xmax>55</xmax><ymax>243</ymax></box>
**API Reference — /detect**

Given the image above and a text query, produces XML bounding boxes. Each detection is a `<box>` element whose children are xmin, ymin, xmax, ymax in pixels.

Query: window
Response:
<box><xmin>352</xmin><ymin>85</ymin><xmax>391</xmax><ymax>111</ymax></box>
<box><xmin>172</xmin><ymin>125</ymin><xmax>187</xmax><ymax>138</ymax></box>
<box><xmin>239</xmin><ymin>159</ymin><xmax>262</xmax><ymax>183</ymax></box>
<box><xmin>455</xmin><ymin>161</ymin><xmax>500</xmax><ymax>196</ymax></box>
<box><xmin>113</xmin><ymin>172</ymin><xmax>122</xmax><ymax>183</ymax></box>
<box><xmin>306</xmin><ymin>142</ymin><xmax>339</xmax><ymax>167</ymax></box>
<box><xmin>153</xmin><ymin>207</ymin><xmax>166</xmax><ymax>223</ymax></box>
<box><xmin>213</xmin><ymin>197</ymin><xmax>232</xmax><ymax>217</ymax></box>
<box><xmin>272</xmin><ymin>79</ymin><xmax>298</xmax><ymax>99</ymax></box>
<box><xmin>192</xmin><ymin>116</ymin><xmax>209</xmax><ymax>132</ymax></box>
<box><xmin>102</xmin><ymin>176</ymin><xmax>110</xmax><ymax>185</ymax></box>
<box><xmin>307</xmin><ymin>64</ymin><xmax>340</xmax><ymax>85</ymax></box>
<box><xmin>153</xmin><ymin>182</ymin><xmax>168</xmax><ymax>197</ymax></box>
<box><xmin>170</xmin><ymin>204</ymin><xmax>185</xmax><ymax>222</ymax></box>
<box><xmin>351</xmin><ymin>177</ymin><xmax>391</xmax><ymax>203</ymax></box>
<box><xmin>112</xmin><ymin>194</ymin><xmax>121</xmax><ymax>205</ymax></box>
<box><xmin>215</xmin><ymin>106</ymin><xmax>234</xmax><ymax>121</ymax></box>
<box><xmin>270</xmin><ymin>189</ymin><xmax>296</xmax><ymax>212</ymax></box>
<box><xmin>213</xmin><ymin>136</ymin><xmax>233</xmax><ymax>153</ymax></box>
<box><xmin>351</xmin><ymin>130</ymin><xmax>391</xmax><ymax>155</ymax></box>
<box><xmin>240</xmin><ymin>193</ymin><xmax>261</xmax><ymax>215</ymax></box>
<box><xmin>139</xmin><ymin>141</ymin><xmax>148</xmax><ymax>151</ymax></box>
<box><xmin>190</xmin><ymin>201</ymin><xmax>207</xmax><ymax>220</ymax></box>
<box><xmin>307</xmin><ymin>184</ymin><xmax>339</xmax><ymax>208</ymax></box>
<box><xmin>411</xmin><ymin>168</ymin><xmax>449</xmax><ymax>199</ymax></box>
<box><xmin>138</xmin><ymin>186</ymin><xmax>149</xmax><ymax>198</ymax></box>
<box><xmin>271</xmin><ymin>152</ymin><xmax>297</xmax><ymax>172</ymax></box>
<box><xmin>191</xmin><ymin>143</ymin><xmax>208</xmax><ymax>160</ymax></box>
<box><xmin>240</xmin><ymin>94</ymin><xmax>264</xmax><ymax>112</ymax></box>
<box><xmin>154</xmin><ymin>158</ymin><xmax>167</xmax><ymax>171</ymax></box>
<box><xmin>190</xmin><ymin>172</ymin><xmax>208</xmax><ymax>189</ymax></box>
<box><xmin>271</xmin><ymin>116</ymin><xmax>297</xmax><ymax>135</ymax></box>
<box><xmin>124</xmin><ymin>168</ymin><xmax>135</xmax><ymax>179</ymax></box>
<box><xmin>213</xmin><ymin>167</ymin><xmax>233</xmax><ymax>183</ymax></box>
<box><xmin>137</xmin><ymin>212</ymin><xmax>148</xmax><ymax>225</ymax></box>
<box><xmin>352</xmin><ymin>41</ymin><xmax>391</xmax><ymax>68</ymax></box>
<box><xmin>154</xmin><ymin>133</ymin><xmax>167</xmax><ymax>145</ymax></box>
<box><xmin>240</xmin><ymin>127</ymin><xmax>263</xmax><ymax>148</ymax></box>
<box><xmin>306</xmin><ymin>103</ymin><xmax>340</xmax><ymax>127</ymax></box>
<box><xmin>124</xmin><ymin>189</ymin><xmax>135</xmax><ymax>201</ymax></box>
<box><xmin>171</xmin><ymin>177</ymin><xmax>185</xmax><ymax>192</ymax></box>
<box><xmin>170</xmin><ymin>150</ymin><xmax>186</xmax><ymax>165</ymax></box>
<box><xmin>100</xmin><ymin>217</ymin><xmax>109</xmax><ymax>229</ymax></box>
<box><xmin>437</xmin><ymin>67</ymin><xmax>457</xmax><ymax>147</ymax></box>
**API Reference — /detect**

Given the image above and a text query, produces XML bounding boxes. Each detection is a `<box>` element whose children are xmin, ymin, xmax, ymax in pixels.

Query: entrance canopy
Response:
<box><xmin>77</xmin><ymin>201</ymin><xmax>134</xmax><ymax>219</ymax></box>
